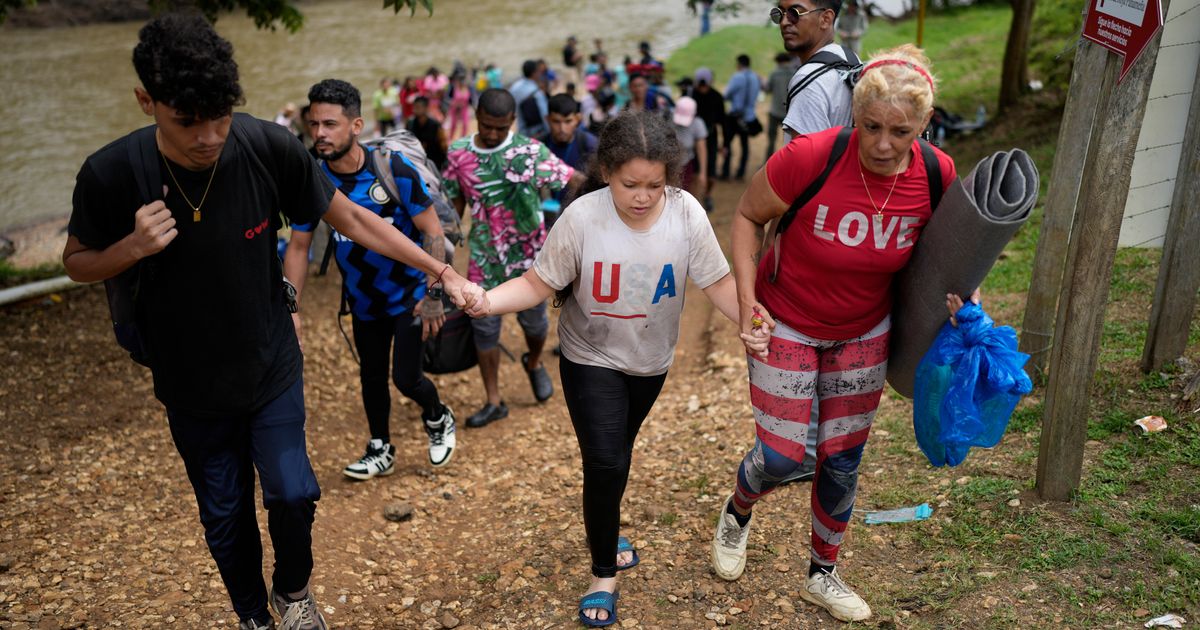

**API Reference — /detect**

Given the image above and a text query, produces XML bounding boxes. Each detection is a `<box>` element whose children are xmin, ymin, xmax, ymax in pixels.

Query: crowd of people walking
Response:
<box><xmin>64</xmin><ymin>1</ymin><xmax>967</xmax><ymax>627</ymax></box>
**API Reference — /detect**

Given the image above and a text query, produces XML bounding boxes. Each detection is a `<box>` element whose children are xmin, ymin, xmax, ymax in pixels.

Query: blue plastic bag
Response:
<box><xmin>913</xmin><ymin>302</ymin><xmax>1033</xmax><ymax>467</ymax></box>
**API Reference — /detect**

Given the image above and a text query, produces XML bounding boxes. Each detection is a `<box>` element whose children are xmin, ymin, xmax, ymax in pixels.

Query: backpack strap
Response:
<box><xmin>784</xmin><ymin>49</ymin><xmax>860</xmax><ymax>116</ymax></box>
<box><xmin>318</xmin><ymin>228</ymin><xmax>336</xmax><ymax>276</ymax></box>
<box><xmin>369</xmin><ymin>146</ymin><xmax>406</xmax><ymax>207</ymax></box>
<box><xmin>127</xmin><ymin>125</ymin><xmax>163</xmax><ymax>207</ymax></box>
<box><xmin>228</xmin><ymin>114</ymin><xmax>281</xmax><ymax>212</ymax></box>
<box><xmin>763</xmin><ymin>126</ymin><xmax>854</xmax><ymax>283</ymax></box>
<box><xmin>918</xmin><ymin>138</ymin><xmax>943</xmax><ymax>211</ymax></box>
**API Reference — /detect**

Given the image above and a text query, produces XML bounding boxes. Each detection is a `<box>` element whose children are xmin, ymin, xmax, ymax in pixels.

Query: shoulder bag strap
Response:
<box><xmin>918</xmin><ymin>138</ymin><xmax>943</xmax><ymax>211</ymax></box>
<box><xmin>763</xmin><ymin>126</ymin><xmax>854</xmax><ymax>283</ymax></box>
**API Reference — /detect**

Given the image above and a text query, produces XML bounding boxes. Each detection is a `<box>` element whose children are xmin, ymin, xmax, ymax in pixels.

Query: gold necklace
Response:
<box><xmin>161</xmin><ymin>153</ymin><xmax>218</xmax><ymax>222</ymax></box>
<box><xmin>859</xmin><ymin>159</ymin><xmax>900</xmax><ymax>216</ymax></box>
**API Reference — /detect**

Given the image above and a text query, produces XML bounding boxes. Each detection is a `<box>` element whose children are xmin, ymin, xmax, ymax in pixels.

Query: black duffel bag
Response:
<box><xmin>423</xmin><ymin>307</ymin><xmax>478</xmax><ymax>374</ymax></box>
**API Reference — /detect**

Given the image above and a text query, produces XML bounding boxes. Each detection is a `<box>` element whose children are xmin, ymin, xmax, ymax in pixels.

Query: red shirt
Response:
<box><xmin>758</xmin><ymin>127</ymin><xmax>955</xmax><ymax>340</ymax></box>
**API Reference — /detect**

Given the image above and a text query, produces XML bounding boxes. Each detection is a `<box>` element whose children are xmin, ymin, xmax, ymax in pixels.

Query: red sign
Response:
<box><xmin>1082</xmin><ymin>0</ymin><xmax>1165</xmax><ymax>82</ymax></box>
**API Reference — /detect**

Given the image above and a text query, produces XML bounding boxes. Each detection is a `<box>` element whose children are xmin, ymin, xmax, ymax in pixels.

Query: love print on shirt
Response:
<box><xmin>811</xmin><ymin>204</ymin><xmax>919</xmax><ymax>250</ymax></box>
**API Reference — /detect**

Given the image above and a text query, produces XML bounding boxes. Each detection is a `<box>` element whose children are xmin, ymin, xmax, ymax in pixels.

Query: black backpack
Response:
<box><xmin>762</xmin><ymin>126</ymin><xmax>943</xmax><ymax>282</ymax></box>
<box><xmin>519</xmin><ymin>92</ymin><xmax>544</xmax><ymax>130</ymax></box>
<box><xmin>783</xmin><ymin>45</ymin><xmax>862</xmax><ymax>117</ymax></box>
<box><xmin>106</xmin><ymin>114</ymin><xmax>282</xmax><ymax>365</ymax></box>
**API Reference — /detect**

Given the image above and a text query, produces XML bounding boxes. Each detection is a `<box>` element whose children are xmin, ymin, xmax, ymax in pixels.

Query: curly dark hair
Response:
<box><xmin>132</xmin><ymin>14</ymin><xmax>243</xmax><ymax>120</ymax></box>
<box><xmin>307</xmin><ymin>79</ymin><xmax>362</xmax><ymax>119</ymax></box>
<box><xmin>553</xmin><ymin>111</ymin><xmax>684</xmax><ymax>308</ymax></box>
<box><xmin>581</xmin><ymin>109</ymin><xmax>684</xmax><ymax>195</ymax></box>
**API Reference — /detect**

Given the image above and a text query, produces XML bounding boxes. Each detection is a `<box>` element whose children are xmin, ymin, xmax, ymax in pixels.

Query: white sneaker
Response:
<box><xmin>799</xmin><ymin>567</ymin><xmax>872</xmax><ymax>622</ymax></box>
<box><xmin>424</xmin><ymin>406</ymin><xmax>456</xmax><ymax>467</ymax></box>
<box><xmin>342</xmin><ymin>439</ymin><xmax>396</xmax><ymax>480</ymax></box>
<box><xmin>711</xmin><ymin>495</ymin><xmax>751</xmax><ymax>581</ymax></box>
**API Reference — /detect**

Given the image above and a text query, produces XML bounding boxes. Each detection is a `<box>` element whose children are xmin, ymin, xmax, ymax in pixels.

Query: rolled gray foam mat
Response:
<box><xmin>886</xmin><ymin>149</ymin><xmax>1039</xmax><ymax>398</ymax></box>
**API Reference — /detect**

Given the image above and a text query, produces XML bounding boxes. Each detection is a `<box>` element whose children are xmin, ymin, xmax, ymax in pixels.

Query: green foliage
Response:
<box><xmin>0</xmin><ymin>0</ymin><xmax>435</xmax><ymax>31</ymax></box>
<box><xmin>665</xmin><ymin>5</ymin><xmax>1014</xmax><ymax>115</ymax></box>
<box><xmin>0</xmin><ymin>0</ymin><xmax>34</xmax><ymax>23</ymax></box>
<box><xmin>0</xmin><ymin>260</ymin><xmax>63</xmax><ymax>289</ymax></box>
<box><xmin>1029</xmin><ymin>0</ymin><xmax>1084</xmax><ymax>93</ymax></box>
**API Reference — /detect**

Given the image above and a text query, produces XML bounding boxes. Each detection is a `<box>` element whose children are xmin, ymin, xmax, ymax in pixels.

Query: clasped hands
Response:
<box><xmin>441</xmin><ymin>275</ymin><xmax>490</xmax><ymax>317</ymax></box>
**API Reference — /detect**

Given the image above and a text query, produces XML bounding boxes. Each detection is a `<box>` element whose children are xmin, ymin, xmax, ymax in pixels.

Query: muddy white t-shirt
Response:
<box><xmin>534</xmin><ymin>187</ymin><xmax>730</xmax><ymax>376</ymax></box>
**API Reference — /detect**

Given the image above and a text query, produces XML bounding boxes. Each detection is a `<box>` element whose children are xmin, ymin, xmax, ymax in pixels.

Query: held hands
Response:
<box><xmin>463</xmin><ymin>285</ymin><xmax>490</xmax><ymax>318</ymax></box>
<box><xmin>946</xmin><ymin>288</ymin><xmax>982</xmax><ymax>327</ymax></box>
<box><xmin>739</xmin><ymin>300</ymin><xmax>776</xmax><ymax>360</ymax></box>
<box><xmin>439</xmin><ymin>267</ymin><xmax>489</xmax><ymax>317</ymax></box>
<box><xmin>129</xmin><ymin>186</ymin><xmax>177</xmax><ymax>259</ymax></box>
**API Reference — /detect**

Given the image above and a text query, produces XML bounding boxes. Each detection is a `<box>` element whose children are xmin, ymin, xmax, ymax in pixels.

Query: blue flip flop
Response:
<box><xmin>578</xmin><ymin>590</ymin><xmax>618</xmax><ymax>627</ymax></box>
<box><xmin>616</xmin><ymin>536</ymin><xmax>640</xmax><ymax>572</ymax></box>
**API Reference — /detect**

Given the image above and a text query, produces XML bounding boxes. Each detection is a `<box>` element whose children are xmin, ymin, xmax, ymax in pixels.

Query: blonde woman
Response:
<box><xmin>711</xmin><ymin>45</ymin><xmax>964</xmax><ymax>622</ymax></box>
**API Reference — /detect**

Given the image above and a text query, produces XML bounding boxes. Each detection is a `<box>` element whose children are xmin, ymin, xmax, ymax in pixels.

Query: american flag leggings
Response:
<box><xmin>733</xmin><ymin>316</ymin><xmax>890</xmax><ymax>567</ymax></box>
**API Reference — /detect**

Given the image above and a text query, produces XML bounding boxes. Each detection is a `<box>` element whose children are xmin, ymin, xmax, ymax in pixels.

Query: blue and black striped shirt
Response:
<box><xmin>293</xmin><ymin>145</ymin><xmax>433</xmax><ymax>320</ymax></box>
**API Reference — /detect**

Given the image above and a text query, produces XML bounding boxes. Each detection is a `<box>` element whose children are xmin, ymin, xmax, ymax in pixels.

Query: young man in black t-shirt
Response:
<box><xmin>62</xmin><ymin>15</ymin><xmax>479</xmax><ymax>630</ymax></box>
<box><xmin>405</xmin><ymin>96</ymin><xmax>448</xmax><ymax>170</ymax></box>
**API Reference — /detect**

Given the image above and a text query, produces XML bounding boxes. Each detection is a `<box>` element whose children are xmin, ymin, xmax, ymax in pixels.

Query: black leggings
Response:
<box><xmin>559</xmin><ymin>356</ymin><xmax>667</xmax><ymax>578</ymax></box>
<box><xmin>352</xmin><ymin>312</ymin><xmax>443</xmax><ymax>442</ymax></box>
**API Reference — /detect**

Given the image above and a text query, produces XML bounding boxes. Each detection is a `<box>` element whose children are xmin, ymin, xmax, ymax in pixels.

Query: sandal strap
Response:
<box><xmin>580</xmin><ymin>591</ymin><xmax>616</xmax><ymax>612</ymax></box>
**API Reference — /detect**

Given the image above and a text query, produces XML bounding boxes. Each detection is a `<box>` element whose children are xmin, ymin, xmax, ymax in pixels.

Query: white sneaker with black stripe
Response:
<box><xmin>424</xmin><ymin>406</ymin><xmax>456</xmax><ymax>467</ymax></box>
<box><xmin>343</xmin><ymin>439</ymin><xmax>395</xmax><ymax>480</ymax></box>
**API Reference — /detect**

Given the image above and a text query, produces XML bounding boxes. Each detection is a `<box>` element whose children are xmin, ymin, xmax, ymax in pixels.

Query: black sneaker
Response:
<box><xmin>522</xmin><ymin>352</ymin><xmax>554</xmax><ymax>402</ymax></box>
<box><xmin>466</xmin><ymin>401</ymin><xmax>509</xmax><ymax>428</ymax></box>
<box><xmin>240</xmin><ymin>618</ymin><xmax>275</xmax><ymax>630</ymax></box>
<box><xmin>779</xmin><ymin>456</ymin><xmax>817</xmax><ymax>486</ymax></box>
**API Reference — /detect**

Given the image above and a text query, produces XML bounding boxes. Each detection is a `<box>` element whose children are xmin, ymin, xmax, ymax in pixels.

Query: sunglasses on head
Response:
<box><xmin>769</xmin><ymin>5</ymin><xmax>826</xmax><ymax>23</ymax></box>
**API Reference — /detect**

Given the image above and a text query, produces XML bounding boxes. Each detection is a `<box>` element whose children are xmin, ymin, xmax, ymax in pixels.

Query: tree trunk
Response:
<box><xmin>999</xmin><ymin>0</ymin><xmax>1036</xmax><ymax>111</ymax></box>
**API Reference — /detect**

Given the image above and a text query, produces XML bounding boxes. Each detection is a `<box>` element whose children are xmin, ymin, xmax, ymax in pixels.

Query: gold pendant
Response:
<box><xmin>193</xmin><ymin>209</ymin><xmax>201</xmax><ymax>223</ymax></box>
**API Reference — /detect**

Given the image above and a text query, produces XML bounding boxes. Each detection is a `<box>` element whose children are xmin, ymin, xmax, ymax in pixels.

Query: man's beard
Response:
<box><xmin>316</xmin><ymin>140</ymin><xmax>353</xmax><ymax>162</ymax></box>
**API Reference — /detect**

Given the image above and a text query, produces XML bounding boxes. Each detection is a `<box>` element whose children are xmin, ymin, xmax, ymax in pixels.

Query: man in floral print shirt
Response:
<box><xmin>443</xmin><ymin>88</ymin><xmax>582</xmax><ymax>428</ymax></box>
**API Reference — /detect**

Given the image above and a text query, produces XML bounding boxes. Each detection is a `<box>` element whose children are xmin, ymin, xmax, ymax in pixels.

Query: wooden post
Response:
<box><xmin>1019</xmin><ymin>41</ymin><xmax>1109</xmax><ymax>381</ymax></box>
<box><xmin>1141</xmin><ymin>64</ymin><xmax>1200</xmax><ymax>373</ymax></box>
<box><xmin>917</xmin><ymin>0</ymin><xmax>925</xmax><ymax>47</ymax></box>
<box><xmin>1035</xmin><ymin>11</ymin><xmax>1169</xmax><ymax>501</ymax></box>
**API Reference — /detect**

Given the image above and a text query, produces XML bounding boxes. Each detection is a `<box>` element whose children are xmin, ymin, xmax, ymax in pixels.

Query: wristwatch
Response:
<box><xmin>426</xmin><ymin>284</ymin><xmax>444</xmax><ymax>302</ymax></box>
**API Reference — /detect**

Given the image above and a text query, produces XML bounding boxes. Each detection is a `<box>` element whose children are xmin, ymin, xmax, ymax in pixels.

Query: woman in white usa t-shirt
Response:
<box><xmin>465</xmin><ymin>111</ymin><xmax>768</xmax><ymax>627</ymax></box>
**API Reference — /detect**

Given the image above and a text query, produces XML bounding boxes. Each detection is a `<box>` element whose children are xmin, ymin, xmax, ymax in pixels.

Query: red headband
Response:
<box><xmin>861</xmin><ymin>59</ymin><xmax>935</xmax><ymax>94</ymax></box>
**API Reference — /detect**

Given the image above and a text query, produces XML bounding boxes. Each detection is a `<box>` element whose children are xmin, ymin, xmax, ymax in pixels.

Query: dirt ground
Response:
<box><xmin>0</xmin><ymin>126</ymin><xmax>1159</xmax><ymax>630</ymax></box>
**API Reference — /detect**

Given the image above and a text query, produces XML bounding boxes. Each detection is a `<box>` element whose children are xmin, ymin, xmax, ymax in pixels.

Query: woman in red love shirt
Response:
<box><xmin>710</xmin><ymin>44</ymin><xmax>978</xmax><ymax>623</ymax></box>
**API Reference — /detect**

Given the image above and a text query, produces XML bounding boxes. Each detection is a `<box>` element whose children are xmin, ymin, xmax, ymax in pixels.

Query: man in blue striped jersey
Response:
<box><xmin>284</xmin><ymin>79</ymin><xmax>456</xmax><ymax>478</ymax></box>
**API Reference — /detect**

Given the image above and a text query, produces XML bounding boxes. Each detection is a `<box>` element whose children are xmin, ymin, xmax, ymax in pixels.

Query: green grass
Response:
<box><xmin>0</xmin><ymin>259</ymin><xmax>64</xmax><ymax>288</ymax></box>
<box><xmin>475</xmin><ymin>571</ymin><xmax>498</xmax><ymax>585</ymax></box>
<box><xmin>665</xmin><ymin>5</ymin><xmax>1014</xmax><ymax>115</ymax></box>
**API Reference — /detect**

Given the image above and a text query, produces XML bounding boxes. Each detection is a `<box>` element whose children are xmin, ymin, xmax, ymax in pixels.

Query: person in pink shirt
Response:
<box><xmin>422</xmin><ymin>66</ymin><xmax>449</xmax><ymax>123</ymax></box>
<box><xmin>444</xmin><ymin>73</ymin><xmax>473</xmax><ymax>139</ymax></box>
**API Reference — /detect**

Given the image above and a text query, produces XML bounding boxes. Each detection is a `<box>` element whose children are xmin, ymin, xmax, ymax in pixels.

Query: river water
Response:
<box><xmin>0</xmin><ymin>0</ymin><xmax>770</xmax><ymax>233</ymax></box>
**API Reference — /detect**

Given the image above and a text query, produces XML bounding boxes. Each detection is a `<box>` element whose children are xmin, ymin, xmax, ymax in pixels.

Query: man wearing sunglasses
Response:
<box><xmin>765</xmin><ymin>0</ymin><xmax>859</xmax><ymax>487</ymax></box>
<box><xmin>772</xmin><ymin>0</ymin><xmax>860</xmax><ymax>142</ymax></box>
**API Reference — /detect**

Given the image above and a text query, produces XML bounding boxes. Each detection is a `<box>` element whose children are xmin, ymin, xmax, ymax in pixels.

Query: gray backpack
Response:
<box><xmin>363</xmin><ymin>129</ymin><xmax>461</xmax><ymax>248</ymax></box>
